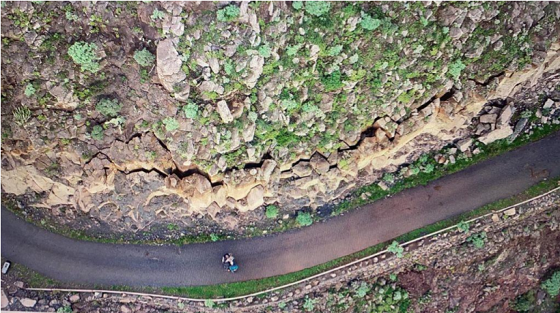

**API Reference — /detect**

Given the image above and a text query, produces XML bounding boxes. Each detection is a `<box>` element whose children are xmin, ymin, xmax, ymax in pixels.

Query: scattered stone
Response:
<box><xmin>504</xmin><ymin>208</ymin><xmax>516</xmax><ymax>216</ymax></box>
<box><xmin>492</xmin><ymin>214</ymin><xmax>500</xmax><ymax>222</ymax></box>
<box><xmin>456</xmin><ymin>138</ymin><xmax>473</xmax><ymax>152</ymax></box>
<box><xmin>479</xmin><ymin>113</ymin><xmax>498</xmax><ymax>124</ymax></box>
<box><xmin>478</xmin><ymin>126</ymin><xmax>513</xmax><ymax>145</ymax></box>
<box><xmin>543</xmin><ymin>99</ymin><xmax>554</xmax><ymax>109</ymax></box>
<box><xmin>20</xmin><ymin>298</ymin><xmax>37</xmax><ymax>308</ymax></box>
<box><xmin>1</xmin><ymin>290</ymin><xmax>8</xmax><ymax>309</ymax></box>
<box><xmin>310</xmin><ymin>153</ymin><xmax>330</xmax><ymax>174</ymax></box>
<box><xmin>216</xmin><ymin>100</ymin><xmax>234</xmax><ymax>123</ymax></box>
<box><xmin>69</xmin><ymin>294</ymin><xmax>80</xmax><ymax>303</ymax></box>
<box><xmin>497</xmin><ymin>105</ymin><xmax>515</xmax><ymax>125</ymax></box>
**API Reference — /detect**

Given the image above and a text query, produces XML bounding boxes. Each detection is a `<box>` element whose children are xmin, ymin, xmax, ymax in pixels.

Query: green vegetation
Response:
<box><xmin>387</xmin><ymin>241</ymin><xmax>404</xmax><ymax>258</ymax></box>
<box><xmin>133</xmin><ymin>48</ymin><xmax>155</xmax><ymax>67</ymax></box>
<box><xmin>24</xmin><ymin>83</ymin><xmax>36</xmax><ymax>97</ymax></box>
<box><xmin>302</xmin><ymin>296</ymin><xmax>316</xmax><ymax>311</ymax></box>
<box><xmin>183</xmin><ymin>103</ymin><xmax>198</xmax><ymax>119</ymax></box>
<box><xmin>541</xmin><ymin>270</ymin><xmax>560</xmax><ymax>297</ymax></box>
<box><xmin>360</xmin><ymin>12</ymin><xmax>381</xmax><ymax>31</ymax></box>
<box><xmin>13</xmin><ymin>106</ymin><xmax>31</xmax><ymax>126</ymax></box>
<box><xmin>457</xmin><ymin>221</ymin><xmax>470</xmax><ymax>233</ymax></box>
<box><xmin>296</xmin><ymin>212</ymin><xmax>313</xmax><ymax>226</ymax></box>
<box><xmin>448</xmin><ymin>59</ymin><xmax>466</xmax><ymax>80</ymax></box>
<box><xmin>466</xmin><ymin>232</ymin><xmax>487</xmax><ymax>249</ymax></box>
<box><xmin>217</xmin><ymin>5</ymin><xmax>239</xmax><ymax>22</ymax></box>
<box><xmin>304</xmin><ymin>1</ymin><xmax>331</xmax><ymax>17</ymax></box>
<box><xmin>90</xmin><ymin>125</ymin><xmax>104</xmax><ymax>140</ymax></box>
<box><xmin>162</xmin><ymin>117</ymin><xmax>179</xmax><ymax>132</ymax></box>
<box><xmin>265</xmin><ymin>205</ymin><xmax>279</xmax><ymax>219</ymax></box>
<box><xmin>95</xmin><ymin>98</ymin><xmax>122</xmax><ymax>118</ymax></box>
<box><xmin>151</xmin><ymin>8</ymin><xmax>165</xmax><ymax>21</ymax></box>
<box><xmin>258</xmin><ymin>44</ymin><xmax>272</xmax><ymax>58</ymax></box>
<box><xmin>67</xmin><ymin>42</ymin><xmax>100</xmax><ymax>73</ymax></box>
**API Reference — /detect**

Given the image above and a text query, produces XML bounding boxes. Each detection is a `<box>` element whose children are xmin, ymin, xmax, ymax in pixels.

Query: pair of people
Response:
<box><xmin>222</xmin><ymin>253</ymin><xmax>238</xmax><ymax>272</ymax></box>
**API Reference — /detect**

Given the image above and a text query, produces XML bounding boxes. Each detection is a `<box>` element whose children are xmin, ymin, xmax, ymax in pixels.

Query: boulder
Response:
<box><xmin>1</xmin><ymin>290</ymin><xmax>8</xmax><ymax>309</ymax></box>
<box><xmin>216</xmin><ymin>100</ymin><xmax>233</xmax><ymax>123</ymax></box>
<box><xmin>479</xmin><ymin>113</ymin><xmax>497</xmax><ymax>124</ymax></box>
<box><xmin>243</xmin><ymin>55</ymin><xmax>264</xmax><ymax>88</ymax></box>
<box><xmin>156</xmin><ymin>39</ymin><xmax>189</xmax><ymax>101</ymax></box>
<box><xmin>543</xmin><ymin>99</ymin><xmax>555</xmax><ymax>109</ymax></box>
<box><xmin>456</xmin><ymin>138</ymin><xmax>473</xmax><ymax>152</ymax></box>
<box><xmin>310</xmin><ymin>153</ymin><xmax>330</xmax><ymax>174</ymax></box>
<box><xmin>20</xmin><ymin>298</ymin><xmax>37</xmax><ymax>308</ymax></box>
<box><xmin>261</xmin><ymin>160</ymin><xmax>277</xmax><ymax>182</ymax></box>
<box><xmin>243</xmin><ymin>122</ymin><xmax>256</xmax><ymax>142</ymax></box>
<box><xmin>478</xmin><ymin>126</ymin><xmax>513</xmax><ymax>145</ymax></box>
<box><xmin>497</xmin><ymin>105</ymin><xmax>514</xmax><ymax>125</ymax></box>
<box><xmin>69</xmin><ymin>294</ymin><xmax>80</xmax><ymax>303</ymax></box>
<box><xmin>292</xmin><ymin>161</ymin><xmax>312</xmax><ymax>177</ymax></box>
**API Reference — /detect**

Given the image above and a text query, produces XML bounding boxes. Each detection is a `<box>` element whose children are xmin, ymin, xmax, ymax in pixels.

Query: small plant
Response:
<box><xmin>296</xmin><ymin>212</ymin><xmax>313</xmax><ymax>226</ymax></box>
<box><xmin>24</xmin><ymin>83</ymin><xmax>36</xmax><ymax>97</ymax></box>
<box><xmin>13</xmin><ymin>106</ymin><xmax>31</xmax><ymax>126</ymax></box>
<box><xmin>210</xmin><ymin>233</ymin><xmax>219</xmax><ymax>242</ymax></box>
<box><xmin>382</xmin><ymin>172</ymin><xmax>395</xmax><ymax>184</ymax></box>
<box><xmin>387</xmin><ymin>241</ymin><xmax>404</xmax><ymax>258</ymax></box>
<box><xmin>133</xmin><ymin>48</ymin><xmax>155</xmax><ymax>67</ymax></box>
<box><xmin>389</xmin><ymin>273</ymin><xmax>398</xmax><ymax>281</ymax></box>
<box><xmin>258</xmin><ymin>44</ymin><xmax>272</xmax><ymax>58</ymax></box>
<box><xmin>302</xmin><ymin>296</ymin><xmax>315</xmax><ymax>311</ymax></box>
<box><xmin>278</xmin><ymin>301</ymin><xmax>286</xmax><ymax>309</ymax></box>
<box><xmin>286</xmin><ymin>43</ymin><xmax>303</xmax><ymax>56</ymax></box>
<box><xmin>90</xmin><ymin>125</ymin><xmax>104</xmax><ymax>140</ymax></box>
<box><xmin>65</xmin><ymin>10</ymin><xmax>78</xmax><ymax>21</ymax></box>
<box><xmin>183</xmin><ymin>103</ymin><xmax>198</xmax><ymax>119</ymax></box>
<box><xmin>151</xmin><ymin>8</ymin><xmax>165</xmax><ymax>21</ymax></box>
<box><xmin>265</xmin><ymin>205</ymin><xmax>279</xmax><ymax>219</ymax></box>
<box><xmin>96</xmin><ymin>98</ymin><xmax>122</xmax><ymax>118</ymax></box>
<box><xmin>248</xmin><ymin>111</ymin><xmax>258</xmax><ymax>122</ymax></box>
<box><xmin>67</xmin><ymin>41</ymin><xmax>100</xmax><ymax>73</ymax></box>
<box><xmin>353</xmin><ymin>281</ymin><xmax>371</xmax><ymax>298</ymax></box>
<box><xmin>520</xmin><ymin>110</ymin><xmax>533</xmax><ymax>119</ymax></box>
<box><xmin>457</xmin><ymin>221</ymin><xmax>470</xmax><ymax>233</ymax></box>
<box><xmin>327</xmin><ymin>45</ymin><xmax>343</xmax><ymax>56</ymax></box>
<box><xmin>541</xmin><ymin>270</ymin><xmax>560</xmax><ymax>297</ymax></box>
<box><xmin>304</xmin><ymin>1</ymin><xmax>331</xmax><ymax>17</ymax></box>
<box><xmin>448</xmin><ymin>59</ymin><xmax>466</xmax><ymax>81</ymax></box>
<box><xmin>57</xmin><ymin>306</ymin><xmax>72</xmax><ymax>313</ymax></box>
<box><xmin>361</xmin><ymin>12</ymin><xmax>381</xmax><ymax>31</ymax></box>
<box><xmin>217</xmin><ymin>4</ymin><xmax>240</xmax><ymax>22</ymax></box>
<box><xmin>467</xmin><ymin>232</ymin><xmax>487</xmax><ymax>249</ymax></box>
<box><xmin>204</xmin><ymin>299</ymin><xmax>215</xmax><ymax>308</ymax></box>
<box><xmin>162</xmin><ymin>117</ymin><xmax>179</xmax><ymax>132</ymax></box>
<box><xmin>511</xmin><ymin>292</ymin><xmax>535</xmax><ymax>312</ymax></box>
<box><xmin>321</xmin><ymin>70</ymin><xmax>344</xmax><ymax>91</ymax></box>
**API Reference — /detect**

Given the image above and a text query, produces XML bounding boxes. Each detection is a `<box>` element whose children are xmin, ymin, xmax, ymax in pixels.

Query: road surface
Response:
<box><xmin>2</xmin><ymin>132</ymin><xmax>560</xmax><ymax>287</ymax></box>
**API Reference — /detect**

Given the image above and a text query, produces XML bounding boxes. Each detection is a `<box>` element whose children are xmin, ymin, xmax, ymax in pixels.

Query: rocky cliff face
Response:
<box><xmin>1</xmin><ymin>2</ymin><xmax>559</xmax><ymax>232</ymax></box>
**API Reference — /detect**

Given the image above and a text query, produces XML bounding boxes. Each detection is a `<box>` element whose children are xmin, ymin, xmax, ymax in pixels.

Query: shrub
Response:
<box><xmin>541</xmin><ymin>271</ymin><xmax>560</xmax><ymax>297</ymax></box>
<box><xmin>265</xmin><ymin>205</ymin><xmax>279</xmax><ymax>219</ymax></box>
<box><xmin>24</xmin><ymin>83</ymin><xmax>36</xmax><ymax>97</ymax></box>
<box><xmin>467</xmin><ymin>232</ymin><xmax>487</xmax><ymax>248</ymax></box>
<box><xmin>457</xmin><ymin>221</ymin><xmax>470</xmax><ymax>233</ymax></box>
<box><xmin>382</xmin><ymin>173</ymin><xmax>395</xmax><ymax>183</ymax></box>
<box><xmin>13</xmin><ymin>106</ymin><xmax>31</xmax><ymax>126</ymax></box>
<box><xmin>183</xmin><ymin>103</ymin><xmax>198</xmax><ymax>119</ymax></box>
<box><xmin>292</xmin><ymin>1</ymin><xmax>303</xmax><ymax>10</ymax></box>
<box><xmin>210</xmin><ymin>234</ymin><xmax>219</xmax><ymax>242</ymax></box>
<box><xmin>67</xmin><ymin>42</ymin><xmax>100</xmax><ymax>73</ymax></box>
<box><xmin>302</xmin><ymin>296</ymin><xmax>315</xmax><ymax>311</ymax></box>
<box><xmin>204</xmin><ymin>299</ymin><xmax>215</xmax><ymax>308</ymax></box>
<box><xmin>151</xmin><ymin>8</ymin><xmax>165</xmax><ymax>21</ymax></box>
<box><xmin>353</xmin><ymin>281</ymin><xmax>371</xmax><ymax>298</ymax></box>
<box><xmin>162</xmin><ymin>117</ymin><xmax>179</xmax><ymax>132</ymax></box>
<box><xmin>321</xmin><ymin>70</ymin><xmax>344</xmax><ymax>91</ymax></box>
<box><xmin>96</xmin><ymin>98</ymin><xmax>122</xmax><ymax>118</ymax></box>
<box><xmin>304</xmin><ymin>1</ymin><xmax>331</xmax><ymax>17</ymax></box>
<box><xmin>327</xmin><ymin>45</ymin><xmax>343</xmax><ymax>56</ymax></box>
<box><xmin>217</xmin><ymin>5</ymin><xmax>239</xmax><ymax>22</ymax></box>
<box><xmin>361</xmin><ymin>12</ymin><xmax>381</xmax><ymax>31</ymax></box>
<box><xmin>296</xmin><ymin>212</ymin><xmax>313</xmax><ymax>226</ymax></box>
<box><xmin>90</xmin><ymin>125</ymin><xmax>104</xmax><ymax>140</ymax></box>
<box><xmin>286</xmin><ymin>43</ymin><xmax>303</xmax><ymax>56</ymax></box>
<box><xmin>258</xmin><ymin>44</ymin><xmax>271</xmax><ymax>58</ymax></box>
<box><xmin>511</xmin><ymin>292</ymin><xmax>534</xmax><ymax>312</ymax></box>
<box><xmin>133</xmin><ymin>48</ymin><xmax>155</xmax><ymax>67</ymax></box>
<box><xmin>57</xmin><ymin>306</ymin><xmax>72</xmax><ymax>313</ymax></box>
<box><xmin>387</xmin><ymin>241</ymin><xmax>404</xmax><ymax>258</ymax></box>
<box><xmin>448</xmin><ymin>59</ymin><xmax>466</xmax><ymax>80</ymax></box>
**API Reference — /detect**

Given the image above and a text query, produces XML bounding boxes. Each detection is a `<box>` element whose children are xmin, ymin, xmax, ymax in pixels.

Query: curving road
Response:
<box><xmin>2</xmin><ymin>132</ymin><xmax>560</xmax><ymax>287</ymax></box>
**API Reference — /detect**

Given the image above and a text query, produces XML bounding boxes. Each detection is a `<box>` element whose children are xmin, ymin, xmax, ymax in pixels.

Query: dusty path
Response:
<box><xmin>2</xmin><ymin>132</ymin><xmax>560</xmax><ymax>287</ymax></box>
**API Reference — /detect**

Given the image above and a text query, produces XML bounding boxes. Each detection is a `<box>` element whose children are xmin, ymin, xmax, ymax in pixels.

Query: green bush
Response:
<box><xmin>327</xmin><ymin>45</ymin><xmax>343</xmax><ymax>56</ymax></box>
<box><xmin>204</xmin><ymin>299</ymin><xmax>215</xmax><ymax>308</ymax></box>
<box><xmin>292</xmin><ymin>1</ymin><xmax>303</xmax><ymax>10</ymax></box>
<box><xmin>24</xmin><ymin>83</ymin><xmax>36</xmax><ymax>97</ymax></box>
<box><xmin>210</xmin><ymin>234</ymin><xmax>219</xmax><ymax>242</ymax></box>
<box><xmin>57</xmin><ymin>306</ymin><xmax>72</xmax><ymax>313</ymax></box>
<box><xmin>151</xmin><ymin>8</ymin><xmax>165</xmax><ymax>21</ymax></box>
<box><xmin>304</xmin><ymin>1</ymin><xmax>331</xmax><ymax>17</ymax></box>
<box><xmin>361</xmin><ymin>12</ymin><xmax>381</xmax><ymax>31</ymax></box>
<box><xmin>541</xmin><ymin>271</ymin><xmax>560</xmax><ymax>297</ymax></box>
<box><xmin>265</xmin><ymin>205</ymin><xmax>279</xmax><ymax>219</ymax></box>
<box><xmin>448</xmin><ymin>59</ymin><xmax>466</xmax><ymax>80</ymax></box>
<box><xmin>13</xmin><ymin>106</ymin><xmax>31</xmax><ymax>126</ymax></box>
<box><xmin>296</xmin><ymin>212</ymin><xmax>313</xmax><ymax>226</ymax></box>
<box><xmin>183</xmin><ymin>103</ymin><xmax>198</xmax><ymax>119</ymax></box>
<box><xmin>511</xmin><ymin>292</ymin><xmax>534</xmax><ymax>312</ymax></box>
<box><xmin>162</xmin><ymin>117</ymin><xmax>179</xmax><ymax>132</ymax></box>
<box><xmin>96</xmin><ymin>98</ymin><xmax>122</xmax><ymax>118</ymax></box>
<box><xmin>353</xmin><ymin>281</ymin><xmax>371</xmax><ymax>298</ymax></box>
<box><xmin>67</xmin><ymin>42</ymin><xmax>100</xmax><ymax>73</ymax></box>
<box><xmin>387</xmin><ymin>241</ymin><xmax>404</xmax><ymax>258</ymax></box>
<box><xmin>217</xmin><ymin>5</ymin><xmax>239</xmax><ymax>22</ymax></box>
<box><xmin>302</xmin><ymin>296</ymin><xmax>316</xmax><ymax>311</ymax></box>
<box><xmin>258</xmin><ymin>44</ymin><xmax>271</xmax><ymax>58</ymax></box>
<box><xmin>90</xmin><ymin>125</ymin><xmax>104</xmax><ymax>140</ymax></box>
<box><xmin>133</xmin><ymin>48</ymin><xmax>155</xmax><ymax>67</ymax></box>
<box><xmin>467</xmin><ymin>232</ymin><xmax>487</xmax><ymax>248</ymax></box>
<box><xmin>457</xmin><ymin>221</ymin><xmax>470</xmax><ymax>233</ymax></box>
<box><xmin>321</xmin><ymin>70</ymin><xmax>344</xmax><ymax>91</ymax></box>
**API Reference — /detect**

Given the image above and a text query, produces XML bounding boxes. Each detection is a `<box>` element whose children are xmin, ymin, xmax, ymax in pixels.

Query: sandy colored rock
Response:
<box><xmin>20</xmin><ymin>298</ymin><xmax>36</xmax><ymax>308</ymax></box>
<box><xmin>478</xmin><ymin>126</ymin><xmax>513</xmax><ymax>145</ymax></box>
<box><xmin>216</xmin><ymin>100</ymin><xmax>233</xmax><ymax>123</ymax></box>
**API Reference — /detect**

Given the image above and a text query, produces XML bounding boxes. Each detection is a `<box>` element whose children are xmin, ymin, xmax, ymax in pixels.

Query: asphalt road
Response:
<box><xmin>2</xmin><ymin>132</ymin><xmax>560</xmax><ymax>287</ymax></box>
